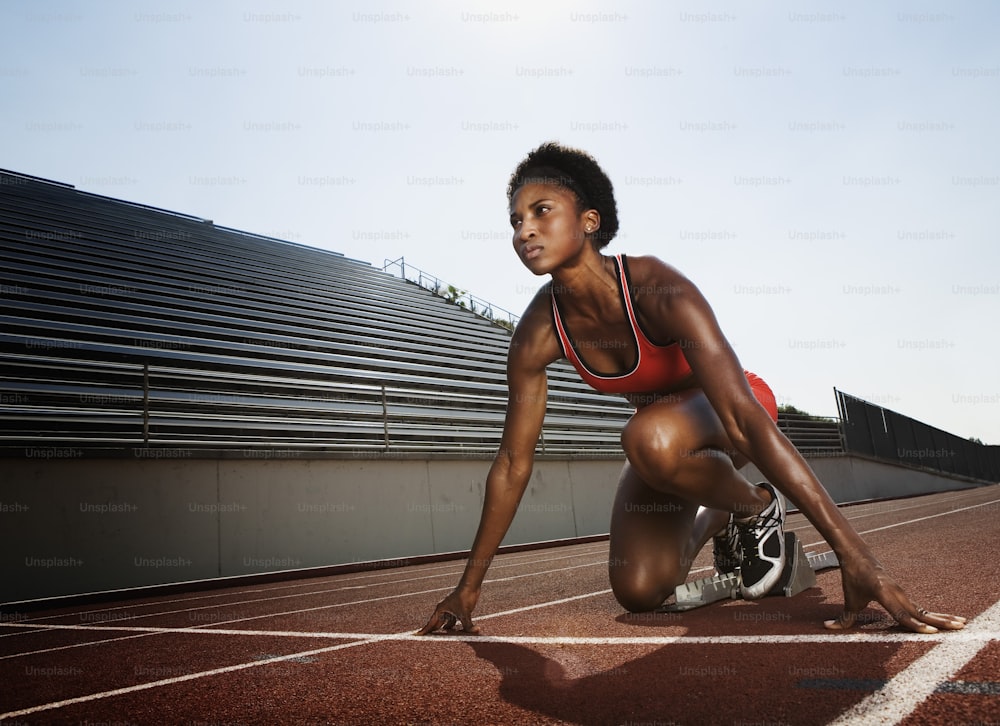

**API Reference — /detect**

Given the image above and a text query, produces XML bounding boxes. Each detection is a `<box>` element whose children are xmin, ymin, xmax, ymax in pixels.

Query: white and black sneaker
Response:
<box><xmin>733</xmin><ymin>482</ymin><xmax>786</xmax><ymax>599</ymax></box>
<box><xmin>711</xmin><ymin>514</ymin><xmax>740</xmax><ymax>576</ymax></box>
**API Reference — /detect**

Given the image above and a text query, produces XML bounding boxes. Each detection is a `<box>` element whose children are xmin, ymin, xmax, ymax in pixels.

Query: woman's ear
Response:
<box><xmin>583</xmin><ymin>209</ymin><xmax>601</xmax><ymax>234</ymax></box>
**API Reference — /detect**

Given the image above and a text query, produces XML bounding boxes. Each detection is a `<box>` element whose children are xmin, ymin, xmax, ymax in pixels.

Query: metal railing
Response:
<box><xmin>3</xmin><ymin>350</ymin><xmax>894</xmax><ymax>465</ymax></box>
<box><xmin>0</xmin><ymin>353</ymin><xmax>629</xmax><ymax>457</ymax></box>
<box><xmin>382</xmin><ymin>257</ymin><xmax>520</xmax><ymax>331</ymax></box>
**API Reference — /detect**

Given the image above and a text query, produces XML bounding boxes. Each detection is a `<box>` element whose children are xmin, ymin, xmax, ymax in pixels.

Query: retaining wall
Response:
<box><xmin>1</xmin><ymin>454</ymin><xmax>988</xmax><ymax>602</ymax></box>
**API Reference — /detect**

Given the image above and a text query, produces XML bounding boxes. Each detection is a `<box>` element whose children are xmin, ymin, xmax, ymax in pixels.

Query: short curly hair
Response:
<box><xmin>506</xmin><ymin>142</ymin><xmax>619</xmax><ymax>247</ymax></box>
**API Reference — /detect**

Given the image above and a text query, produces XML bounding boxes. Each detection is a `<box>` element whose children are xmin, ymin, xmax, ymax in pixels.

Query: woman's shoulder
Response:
<box><xmin>515</xmin><ymin>281</ymin><xmax>556</xmax><ymax>334</ymax></box>
<box><xmin>517</xmin><ymin>279</ymin><xmax>554</xmax><ymax>315</ymax></box>
<box><xmin>509</xmin><ymin>283</ymin><xmax>562</xmax><ymax>367</ymax></box>
<box><xmin>620</xmin><ymin>253</ymin><xmax>693</xmax><ymax>296</ymax></box>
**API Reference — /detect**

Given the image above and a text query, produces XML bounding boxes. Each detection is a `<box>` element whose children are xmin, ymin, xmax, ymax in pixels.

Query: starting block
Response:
<box><xmin>657</xmin><ymin>532</ymin><xmax>839</xmax><ymax>612</ymax></box>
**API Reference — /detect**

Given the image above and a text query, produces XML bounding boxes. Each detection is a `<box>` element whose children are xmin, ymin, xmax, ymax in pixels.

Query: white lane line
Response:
<box><xmin>3</xmin><ymin>621</ymin><xmax>996</xmax><ymax>646</ymax></box>
<box><xmin>7</xmin><ymin>495</ymin><xmax>998</xmax><ymax>655</ymax></box>
<box><xmin>0</xmin><ymin>569</ymin><xmax>624</xmax><ymax>719</ymax></box>
<box><xmin>796</xmin><ymin>491</ymin><xmax>999</xmax><ymax>529</ymax></box>
<box><xmin>179</xmin><ymin>561</ymin><xmax>609</xmax><ymax>631</ymax></box>
<box><xmin>784</xmin><ymin>491</ymin><xmax>981</xmax><ymax>534</ymax></box>
<box><xmin>3</xmin><ymin>494</ymin><xmax>995</xmax><ymax>664</ymax></box>
<box><xmin>477</xmin><ymin>589</ymin><xmax>612</xmax><ymax>621</ymax></box>
<box><xmin>2</xmin><ymin>570</ymin><xmax>994</xmax><ymax>720</ymax></box>
<box><xmin>0</xmin><ymin>628</ymin><xmax>179</xmax><ymax>661</ymax></box>
<box><xmin>10</xmin><ymin>557</ymin><xmax>611</xmax><ymax>636</ymax></box>
<box><xmin>4</xmin><ymin>622</ymin><xmax>994</xmax><ymax>721</ymax></box>
<box><xmin>853</xmin><ymin>498</ymin><xmax>1000</xmax><ymax>536</ymax></box>
<box><xmin>802</xmin><ymin>497</ymin><xmax>1000</xmax><ymax>551</ymax></box>
<box><xmin>837</xmin><ymin>490</ymin><xmax>976</xmax><ymax>517</ymax></box>
<box><xmin>0</xmin><ymin>635</ymin><xmax>385</xmax><ymax>721</ymax></box>
<box><xmin>0</xmin><ymin>560</ymin><xmax>617</xmax><ymax>660</ymax></box>
<box><xmin>828</xmin><ymin>598</ymin><xmax>1000</xmax><ymax>725</ymax></box>
<box><xmin>0</xmin><ymin>563</ymin><xmax>711</xmax><ymax>656</ymax></box>
<box><xmin>13</xmin><ymin>545</ymin><xmax>612</xmax><ymax>625</ymax></box>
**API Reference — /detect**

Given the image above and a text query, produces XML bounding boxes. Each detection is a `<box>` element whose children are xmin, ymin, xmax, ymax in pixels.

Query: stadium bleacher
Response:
<box><xmin>7</xmin><ymin>168</ymin><xmax>998</xmax><ymax>606</ymax></box>
<box><xmin>0</xmin><ymin>168</ymin><xmax>858</xmax><ymax>461</ymax></box>
<box><xmin>1</xmin><ymin>169</ymin><xmax>640</xmax><ymax>456</ymax></box>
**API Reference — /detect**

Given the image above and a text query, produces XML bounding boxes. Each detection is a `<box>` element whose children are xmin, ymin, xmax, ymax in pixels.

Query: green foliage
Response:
<box><xmin>443</xmin><ymin>285</ymin><xmax>466</xmax><ymax>306</ymax></box>
<box><xmin>777</xmin><ymin>403</ymin><xmax>830</xmax><ymax>422</ymax></box>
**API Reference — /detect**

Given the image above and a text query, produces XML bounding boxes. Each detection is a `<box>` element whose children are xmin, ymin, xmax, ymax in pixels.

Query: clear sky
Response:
<box><xmin>3</xmin><ymin>0</ymin><xmax>998</xmax><ymax>443</ymax></box>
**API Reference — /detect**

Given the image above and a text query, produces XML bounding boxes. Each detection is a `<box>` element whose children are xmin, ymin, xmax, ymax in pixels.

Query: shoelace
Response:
<box><xmin>723</xmin><ymin>519</ymin><xmax>740</xmax><ymax>557</ymax></box>
<box><xmin>713</xmin><ymin>517</ymin><xmax>741</xmax><ymax>570</ymax></box>
<box><xmin>735</xmin><ymin>499</ymin><xmax>782</xmax><ymax>565</ymax></box>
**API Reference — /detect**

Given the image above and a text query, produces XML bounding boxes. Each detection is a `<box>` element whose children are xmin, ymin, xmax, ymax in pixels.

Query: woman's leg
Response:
<box><xmin>620</xmin><ymin>388</ymin><xmax>771</xmax><ymax>517</ymax></box>
<box><xmin>609</xmin><ymin>387</ymin><xmax>777</xmax><ymax>611</ymax></box>
<box><xmin>608</xmin><ymin>464</ymin><xmax>732</xmax><ymax>612</ymax></box>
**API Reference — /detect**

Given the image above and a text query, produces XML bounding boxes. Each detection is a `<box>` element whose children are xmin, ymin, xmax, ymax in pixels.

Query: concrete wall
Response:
<box><xmin>740</xmin><ymin>453</ymin><xmax>983</xmax><ymax>507</ymax></box>
<box><xmin>1</xmin><ymin>453</ymin><xmax>987</xmax><ymax>603</ymax></box>
<box><xmin>0</xmin><ymin>456</ymin><xmax>625</xmax><ymax>603</ymax></box>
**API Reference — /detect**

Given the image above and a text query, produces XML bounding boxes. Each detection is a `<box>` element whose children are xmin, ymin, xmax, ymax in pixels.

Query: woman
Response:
<box><xmin>418</xmin><ymin>142</ymin><xmax>965</xmax><ymax>635</ymax></box>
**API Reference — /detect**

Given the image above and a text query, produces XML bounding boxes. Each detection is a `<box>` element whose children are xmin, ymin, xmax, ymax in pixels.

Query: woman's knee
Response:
<box><xmin>621</xmin><ymin>412</ymin><xmax>680</xmax><ymax>478</ymax></box>
<box><xmin>608</xmin><ymin>560</ymin><xmax>680</xmax><ymax>613</ymax></box>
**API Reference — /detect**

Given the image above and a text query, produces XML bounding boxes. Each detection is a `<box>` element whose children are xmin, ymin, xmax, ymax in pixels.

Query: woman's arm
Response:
<box><xmin>417</xmin><ymin>292</ymin><xmax>560</xmax><ymax>635</ymax></box>
<box><xmin>634</xmin><ymin>255</ymin><xmax>965</xmax><ymax>633</ymax></box>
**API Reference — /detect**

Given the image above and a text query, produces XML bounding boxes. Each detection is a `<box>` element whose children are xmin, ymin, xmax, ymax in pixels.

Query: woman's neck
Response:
<box><xmin>550</xmin><ymin>251</ymin><xmax>619</xmax><ymax>319</ymax></box>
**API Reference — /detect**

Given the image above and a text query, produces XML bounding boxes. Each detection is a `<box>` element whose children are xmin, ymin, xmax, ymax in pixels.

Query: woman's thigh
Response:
<box><xmin>621</xmin><ymin>388</ymin><xmax>749</xmax><ymax>489</ymax></box>
<box><xmin>622</xmin><ymin>372</ymin><xmax>778</xmax><ymax>481</ymax></box>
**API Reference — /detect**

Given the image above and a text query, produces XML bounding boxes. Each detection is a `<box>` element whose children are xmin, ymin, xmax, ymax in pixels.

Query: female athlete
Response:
<box><xmin>418</xmin><ymin>142</ymin><xmax>965</xmax><ymax>635</ymax></box>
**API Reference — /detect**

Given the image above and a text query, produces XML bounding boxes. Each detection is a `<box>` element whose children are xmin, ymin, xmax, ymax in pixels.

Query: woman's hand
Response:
<box><xmin>824</xmin><ymin>548</ymin><xmax>966</xmax><ymax>634</ymax></box>
<box><xmin>416</xmin><ymin>587</ymin><xmax>481</xmax><ymax>635</ymax></box>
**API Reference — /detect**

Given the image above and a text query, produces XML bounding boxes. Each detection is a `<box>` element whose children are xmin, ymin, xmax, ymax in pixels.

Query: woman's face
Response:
<box><xmin>509</xmin><ymin>182</ymin><xmax>597</xmax><ymax>276</ymax></box>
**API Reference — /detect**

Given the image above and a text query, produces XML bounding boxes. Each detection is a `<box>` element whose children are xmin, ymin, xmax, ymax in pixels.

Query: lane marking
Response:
<box><xmin>13</xmin><ymin>545</ymin><xmax>613</xmax><ymax>625</ymax></box>
<box><xmin>829</xmin><ymin>598</ymin><xmax>1000</xmax><ymax>725</ymax></box>
<box><xmin>802</xmin><ymin>497</ymin><xmax>1000</xmax><ymax>550</ymax></box>
<box><xmin>5</xmin><ymin>495</ymin><xmax>998</xmax><ymax>657</ymax></box>
<box><xmin>854</xmin><ymin>498</ymin><xmax>1000</xmax><ymax>536</ymax></box>
<box><xmin>8</xmin><ymin>559</ymin><xmax>610</xmax><ymax>637</ymax></box>
<box><xmin>786</xmin><ymin>490</ymin><xmax>978</xmax><ymax>531</ymax></box>
<box><xmin>2</xmin><ymin>486</ymin><xmax>996</xmax><ymax>722</ymax></box>
<box><xmin>2</xmin><ymin>620</ymin><xmax>997</xmax><ymax>646</ymax></box>
<box><xmin>3</xmin><ymin>622</ymin><xmax>994</xmax><ymax>721</ymax></box>
<box><xmin>0</xmin><ymin>636</ymin><xmax>384</xmax><ymax>720</ymax></box>
<box><xmin>175</xmin><ymin>499</ymin><xmax>999</xmax><ymax>634</ymax></box>
<box><xmin>477</xmin><ymin>589</ymin><xmax>615</xmax><ymax>622</ymax></box>
<box><xmin>0</xmin><ymin>628</ymin><xmax>176</xmax><ymax>662</ymax></box>
<box><xmin>0</xmin><ymin>561</ymin><xmax>624</xmax><ymax>660</ymax></box>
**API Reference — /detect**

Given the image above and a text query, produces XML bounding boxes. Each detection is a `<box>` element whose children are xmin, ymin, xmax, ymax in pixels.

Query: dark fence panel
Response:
<box><xmin>835</xmin><ymin>388</ymin><xmax>999</xmax><ymax>483</ymax></box>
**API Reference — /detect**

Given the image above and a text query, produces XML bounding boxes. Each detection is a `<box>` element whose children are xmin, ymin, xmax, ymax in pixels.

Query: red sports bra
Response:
<box><xmin>550</xmin><ymin>254</ymin><xmax>693</xmax><ymax>395</ymax></box>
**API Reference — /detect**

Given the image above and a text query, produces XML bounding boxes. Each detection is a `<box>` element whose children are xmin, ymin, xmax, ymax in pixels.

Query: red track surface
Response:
<box><xmin>3</xmin><ymin>485</ymin><xmax>999</xmax><ymax>725</ymax></box>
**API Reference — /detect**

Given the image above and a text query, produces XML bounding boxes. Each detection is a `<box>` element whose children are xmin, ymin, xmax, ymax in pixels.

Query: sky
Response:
<box><xmin>2</xmin><ymin>0</ymin><xmax>998</xmax><ymax>443</ymax></box>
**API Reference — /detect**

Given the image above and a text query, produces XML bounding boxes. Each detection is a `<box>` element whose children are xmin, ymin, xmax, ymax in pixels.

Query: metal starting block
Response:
<box><xmin>657</xmin><ymin>532</ymin><xmax>839</xmax><ymax>612</ymax></box>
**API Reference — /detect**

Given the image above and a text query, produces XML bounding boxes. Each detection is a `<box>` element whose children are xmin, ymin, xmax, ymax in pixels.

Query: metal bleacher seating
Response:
<box><xmin>0</xmin><ymin>169</ymin><xmax>635</xmax><ymax>457</ymax></box>
<box><xmin>1</xmin><ymin>169</ymin><xmax>854</xmax><ymax>461</ymax></box>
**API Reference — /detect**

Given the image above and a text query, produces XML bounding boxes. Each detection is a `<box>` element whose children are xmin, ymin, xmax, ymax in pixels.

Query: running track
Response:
<box><xmin>2</xmin><ymin>485</ymin><xmax>999</xmax><ymax>725</ymax></box>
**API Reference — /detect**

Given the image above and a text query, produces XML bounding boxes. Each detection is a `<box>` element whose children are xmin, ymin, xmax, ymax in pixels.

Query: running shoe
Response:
<box><xmin>711</xmin><ymin>514</ymin><xmax>740</xmax><ymax>575</ymax></box>
<box><xmin>733</xmin><ymin>482</ymin><xmax>786</xmax><ymax>599</ymax></box>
